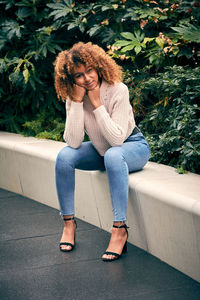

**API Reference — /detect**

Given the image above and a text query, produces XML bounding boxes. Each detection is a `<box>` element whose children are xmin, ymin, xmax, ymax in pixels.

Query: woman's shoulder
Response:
<box><xmin>102</xmin><ymin>80</ymin><xmax>128</xmax><ymax>93</ymax></box>
<box><xmin>110</xmin><ymin>82</ymin><xmax>129</xmax><ymax>99</ymax></box>
<box><xmin>113</xmin><ymin>81</ymin><xmax>128</xmax><ymax>92</ymax></box>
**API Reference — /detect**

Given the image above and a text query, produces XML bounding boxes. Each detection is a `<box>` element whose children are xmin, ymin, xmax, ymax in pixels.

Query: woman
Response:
<box><xmin>54</xmin><ymin>42</ymin><xmax>150</xmax><ymax>262</ymax></box>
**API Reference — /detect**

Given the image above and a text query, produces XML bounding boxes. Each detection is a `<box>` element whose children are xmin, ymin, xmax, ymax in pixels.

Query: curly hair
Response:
<box><xmin>54</xmin><ymin>42</ymin><xmax>123</xmax><ymax>101</ymax></box>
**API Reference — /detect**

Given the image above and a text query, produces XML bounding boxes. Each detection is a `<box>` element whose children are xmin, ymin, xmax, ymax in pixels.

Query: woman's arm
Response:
<box><xmin>93</xmin><ymin>84</ymin><xmax>135</xmax><ymax>146</ymax></box>
<box><xmin>63</xmin><ymin>85</ymin><xmax>85</xmax><ymax>148</ymax></box>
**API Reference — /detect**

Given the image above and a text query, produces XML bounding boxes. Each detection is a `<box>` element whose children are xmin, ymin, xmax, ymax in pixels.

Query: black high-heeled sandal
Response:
<box><xmin>102</xmin><ymin>223</ymin><xmax>129</xmax><ymax>262</ymax></box>
<box><xmin>59</xmin><ymin>217</ymin><xmax>77</xmax><ymax>252</ymax></box>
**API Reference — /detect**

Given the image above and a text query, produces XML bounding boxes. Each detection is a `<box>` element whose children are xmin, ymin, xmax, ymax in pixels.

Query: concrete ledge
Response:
<box><xmin>0</xmin><ymin>131</ymin><xmax>200</xmax><ymax>282</ymax></box>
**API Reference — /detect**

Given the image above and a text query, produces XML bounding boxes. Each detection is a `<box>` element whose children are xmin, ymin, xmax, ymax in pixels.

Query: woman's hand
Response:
<box><xmin>71</xmin><ymin>84</ymin><xmax>86</xmax><ymax>103</ymax></box>
<box><xmin>88</xmin><ymin>84</ymin><xmax>102</xmax><ymax>109</ymax></box>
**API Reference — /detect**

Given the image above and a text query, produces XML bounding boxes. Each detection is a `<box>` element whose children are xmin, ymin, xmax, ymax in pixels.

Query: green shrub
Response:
<box><xmin>109</xmin><ymin>0</ymin><xmax>200</xmax><ymax>71</ymax></box>
<box><xmin>22</xmin><ymin>109</ymin><xmax>65</xmax><ymax>141</ymax></box>
<box><xmin>138</xmin><ymin>66</ymin><xmax>200</xmax><ymax>174</ymax></box>
<box><xmin>0</xmin><ymin>0</ymin><xmax>199</xmax><ymax>173</ymax></box>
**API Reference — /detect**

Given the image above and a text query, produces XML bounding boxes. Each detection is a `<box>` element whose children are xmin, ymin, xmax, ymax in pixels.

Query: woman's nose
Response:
<box><xmin>84</xmin><ymin>73</ymin><xmax>90</xmax><ymax>81</ymax></box>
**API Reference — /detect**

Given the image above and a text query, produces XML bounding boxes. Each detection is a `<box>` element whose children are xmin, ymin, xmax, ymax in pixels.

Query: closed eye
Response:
<box><xmin>74</xmin><ymin>73</ymin><xmax>82</xmax><ymax>79</ymax></box>
<box><xmin>87</xmin><ymin>68</ymin><xmax>93</xmax><ymax>73</ymax></box>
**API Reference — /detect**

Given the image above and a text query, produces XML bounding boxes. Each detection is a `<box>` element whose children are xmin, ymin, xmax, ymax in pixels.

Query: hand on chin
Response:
<box><xmin>87</xmin><ymin>83</ymin><xmax>101</xmax><ymax>108</ymax></box>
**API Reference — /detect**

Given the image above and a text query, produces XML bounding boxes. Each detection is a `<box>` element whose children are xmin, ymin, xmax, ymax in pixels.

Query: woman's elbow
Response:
<box><xmin>66</xmin><ymin>140</ymin><xmax>82</xmax><ymax>149</ymax></box>
<box><xmin>109</xmin><ymin>137</ymin><xmax>125</xmax><ymax>147</ymax></box>
<box><xmin>63</xmin><ymin>136</ymin><xmax>82</xmax><ymax>148</ymax></box>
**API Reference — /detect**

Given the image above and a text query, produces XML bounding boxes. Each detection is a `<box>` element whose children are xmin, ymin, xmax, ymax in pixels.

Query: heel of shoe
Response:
<box><xmin>59</xmin><ymin>216</ymin><xmax>77</xmax><ymax>252</ymax></box>
<box><xmin>122</xmin><ymin>241</ymin><xmax>127</xmax><ymax>253</ymax></box>
<box><xmin>113</xmin><ymin>223</ymin><xmax>128</xmax><ymax>254</ymax></box>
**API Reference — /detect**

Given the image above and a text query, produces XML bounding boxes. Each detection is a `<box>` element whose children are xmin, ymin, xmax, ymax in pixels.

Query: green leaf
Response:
<box><xmin>121</xmin><ymin>44</ymin><xmax>135</xmax><ymax>52</ymax></box>
<box><xmin>155</xmin><ymin>37</ymin><xmax>165</xmax><ymax>48</ymax></box>
<box><xmin>120</xmin><ymin>32</ymin><xmax>135</xmax><ymax>41</ymax></box>
<box><xmin>29</xmin><ymin>77</ymin><xmax>36</xmax><ymax>90</ymax></box>
<box><xmin>113</xmin><ymin>40</ymin><xmax>132</xmax><ymax>47</ymax></box>
<box><xmin>64</xmin><ymin>0</ymin><xmax>73</xmax><ymax>6</ymax></box>
<box><xmin>134</xmin><ymin>46</ymin><xmax>142</xmax><ymax>54</ymax></box>
<box><xmin>23</xmin><ymin>68</ymin><xmax>29</xmax><ymax>84</ymax></box>
<box><xmin>15</xmin><ymin>7</ymin><xmax>32</xmax><ymax>20</ymax></box>
<box><xmin>101</xmin><ymin>5</ymin><xmax>111</xmax><ymax>12</ymax></box>
<box><xmin>134</xmin><ymin>29</ymin><xmax>145</xmax><ymax>42</ymax></box>
<box><xmin>47</xmin><ymin>1</ymin><xmax>73</xmax><ymax>21</ymax></box>
<box><xmin>142</xmin><ymin>37</ymin><xmax>155</xmax><ymax>47</ymax></box>
<box><xmin>2</xmin><ymin>20</ymin><xmax>23</xmax><ymax>39</ymax></box>
<box><xmin>87</xmin><ymin>25</ymin><xmax>101</xmax><ymax>37</ymax></box>
<box><xmin>172</xmin><ymin>48</ymin><xmax>179</xmax><ymax>56</ymax></box>
<box><xmin>171</xmin><ymin>24</ymin><xmax>200</xmax><ymax>43</ymax></box>
<box><xmin>68</xmin><ymin>23</ymin><xmax>77</xmax><ymax>30</ymax></box>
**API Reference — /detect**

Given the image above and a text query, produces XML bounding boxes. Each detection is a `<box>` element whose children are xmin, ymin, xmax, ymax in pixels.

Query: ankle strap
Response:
<box><xmin>113</xmin><ymin>223</ymin><xmax>129</xmax><ymax>229</ymax></box>
<box><xmin>63</xmin><ymin>217</ymin><xmax>75</xmax><ymax>221</ymax></box>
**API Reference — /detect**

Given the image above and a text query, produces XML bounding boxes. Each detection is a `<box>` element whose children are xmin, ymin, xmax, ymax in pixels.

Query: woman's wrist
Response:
<box><xmin>93</xmin><ymin>102</ymin><xmax>102</xmax><ymax>109</ymax></box>
<box><xmin>71</xmin><ymin>98</ymin><xmax>83</xmax><ymax>103</ymax></box>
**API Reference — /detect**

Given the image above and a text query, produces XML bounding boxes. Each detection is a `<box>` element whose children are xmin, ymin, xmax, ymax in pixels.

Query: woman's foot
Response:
<box><xmin>102</xmin><ymin>222</ymin><xmax>128</xmax><ymax>261</ymax></box>
<box><xmin>59</xmin><ymin>217</ymin><xmax>77</xmax><ymax>252</ymax></box>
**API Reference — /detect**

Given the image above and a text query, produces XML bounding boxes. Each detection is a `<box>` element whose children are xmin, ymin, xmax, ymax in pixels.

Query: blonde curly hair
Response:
<box><xmin>54</xmin><ymin>42</ymin><xmax>123</xmax><ymax>101</ymax></box>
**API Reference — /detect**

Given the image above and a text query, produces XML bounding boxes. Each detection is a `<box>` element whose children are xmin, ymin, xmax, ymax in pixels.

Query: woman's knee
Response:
<box><xmin>56</xmin><ymin>146</ymin><xmax>76</xmax><ymax>169</ymax></box>
<box><xmin>104</xmin><ymin>147</ymin><xmax>123</xmax><ymax>168</ymax></box>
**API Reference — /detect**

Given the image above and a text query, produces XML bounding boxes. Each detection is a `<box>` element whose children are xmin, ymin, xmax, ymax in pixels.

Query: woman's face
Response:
<box><xmin>73</xmin><ymin>64</ymin><xmax>100</xmax><ymax>90</ymax></box>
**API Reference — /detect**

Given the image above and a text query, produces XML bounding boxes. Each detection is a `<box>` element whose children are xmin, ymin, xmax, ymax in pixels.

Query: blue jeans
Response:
<box><xmin>55</xmin><ymin>132</ymin><xmax>150</xmax><ymax>221</ymax></box>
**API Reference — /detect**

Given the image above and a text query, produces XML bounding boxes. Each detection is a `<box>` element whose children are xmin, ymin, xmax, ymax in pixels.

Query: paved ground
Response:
<box><xmin>0</xmin><ymin>188</ymin><xmax>200</xmax><ymax>300</ymax></box>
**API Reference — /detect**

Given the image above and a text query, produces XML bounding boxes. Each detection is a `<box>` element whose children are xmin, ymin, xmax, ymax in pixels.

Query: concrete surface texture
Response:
<box><xmin>1</xmin><ymin>188</ymin><xmax>200</xmax><ymax>300</ymax></box>
<box><xmin>0</xmin><ymin>131</ymin><xmax>200</xmax><ymax>282</ymax></box>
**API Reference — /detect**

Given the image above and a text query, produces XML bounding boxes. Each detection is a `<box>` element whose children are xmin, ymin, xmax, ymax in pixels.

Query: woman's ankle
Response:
<box><xmin>113</xmin><ymin>221</ymin><xmax>126</xmax><ymax>227</ymax></box>
<box><xmin>63</xmin><ymin>214</ymin><xmax>74</xmax><ymax>219</ymax></box>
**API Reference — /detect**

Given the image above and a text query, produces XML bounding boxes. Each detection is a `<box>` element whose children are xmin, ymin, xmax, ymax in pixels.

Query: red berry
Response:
<box><xmin>193</xmin><ymin>2</ymin><xmax>200</xmax><ymax>7</ymax></box>
<box><xmin>187</xmin><ymin>8</ymin><xmax>192</xmax><ymax>13</ymax></box>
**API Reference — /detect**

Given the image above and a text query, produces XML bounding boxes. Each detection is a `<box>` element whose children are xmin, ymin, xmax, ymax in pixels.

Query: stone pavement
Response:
<box><xmin>0</xmin><ymin>188</ymin><xmax>200</xmax><ymax>300</ymax></box>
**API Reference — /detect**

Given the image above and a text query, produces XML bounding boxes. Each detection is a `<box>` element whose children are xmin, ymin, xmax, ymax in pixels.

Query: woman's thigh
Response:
<box><xmin>120</xmin><ymin>140</ymin><xmax>150</xmax><ymax>172</ymax></box>
<box><xmin>58</xmin><ymin>141</ymin><xmax>105</xmax><ymax>171</ymax></box>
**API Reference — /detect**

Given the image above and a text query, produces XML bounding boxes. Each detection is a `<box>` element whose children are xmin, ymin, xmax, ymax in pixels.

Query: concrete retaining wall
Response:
<box><xmin>0</xmin><ymin>131</ymin><xmax>200</xmax><ymax>282</ymax></box>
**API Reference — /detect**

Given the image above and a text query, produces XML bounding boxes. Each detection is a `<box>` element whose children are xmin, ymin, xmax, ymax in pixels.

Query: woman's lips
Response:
<box><xmin>85</xmin><ymin>81</ymin><xmax>95</xmax><ymax>89</ymax></box>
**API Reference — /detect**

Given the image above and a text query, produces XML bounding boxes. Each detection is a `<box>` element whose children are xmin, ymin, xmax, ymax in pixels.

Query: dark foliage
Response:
<box><xmin>0</xmin><ymin>0</ymin><xmax>199</xmax><ymax>173</ymax></box>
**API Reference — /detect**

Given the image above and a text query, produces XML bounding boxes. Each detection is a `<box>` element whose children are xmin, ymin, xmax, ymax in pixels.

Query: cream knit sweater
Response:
<box><xmin>63</xmin><ymin>80</ymin><xmax>135</xmax><ymax>156</ymax></box>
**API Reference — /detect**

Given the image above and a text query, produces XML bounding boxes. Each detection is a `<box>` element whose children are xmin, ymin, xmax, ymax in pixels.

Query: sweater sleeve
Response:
<box><xmin>63</xmin><ymin>100</ymin><xmax>84</xmax><ymax>148</ymax></box>
<box><xmin>93</xmin><ymin>84</ymin><xmax>135</xmax><ymax>146</ymax></box>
